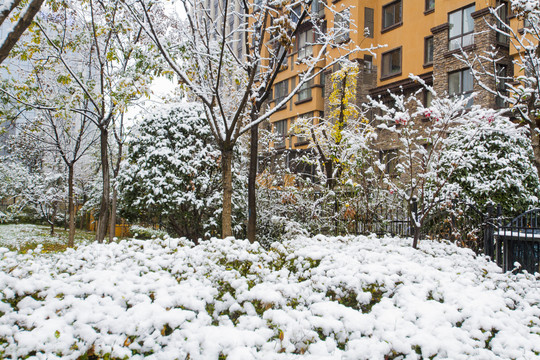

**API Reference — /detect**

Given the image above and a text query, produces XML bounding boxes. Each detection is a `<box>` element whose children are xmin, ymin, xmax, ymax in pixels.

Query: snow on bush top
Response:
<box><xmin>0</xmin><ymin>235</ymin><xmax>539</xmax><ymax>359</ymax></box>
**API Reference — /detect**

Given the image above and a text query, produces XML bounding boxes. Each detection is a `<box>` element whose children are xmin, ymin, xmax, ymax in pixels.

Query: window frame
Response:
<box><xmin>274</xmin><ymin>119</ymin><xmax>288</xmax><ymax>148</ymax></box>
<box><xmin>364</xmin><ymin>7</ymin><xmax>374</xmax><ymax>38</ymax></box>
<box><xmin>448</xmin><ymin>4</ymin><xmax>475</xmax><ymax>51</ymax></box>
<box><xmin>382</xmin><ymin>0</ymin><xmax>402</xmax><ymax>32</ymax></box>
<box><xmin>424</xmin><ymin>35</ymin><xmax>434</xmax><ymax>65</ymax></box>
<box><xmin>448</xmin><ymin>68</ymin><xmax>474</xmax><ymax>107</ymax></box>
<box><xmin>334</xmin><ymin>9</ymin><xmax>350</xmax><ymax>43</ymax></box>
<box><xmin>495</xmin><ymin>63</ymin><xmax>508</xmax><ymax>108</ymax></box>
<box><xmin>425</xmin><ymin>0</ymin><xmax>435</xmax><ymax>13</ymax></box>
<box><xmin>297</xmin><ymin>27</ymin><xmax>313</xmax><ymax>60</ymax></box>
<box><xmin>297</xmin><ymin>78</ymin><xmax>313</xmax><ymax>102</ymax></box>
<box><xmin>274</xmin><ymin>80</ymin><xmax>289</xmax><ymax>108</ymax></box>
<box><xmin>381</xmin><ymin>47</ymin><xmax>402</xmax><ymax>80</ymax></box>
<box><xmin>496</xmin><ymin>0</ymin><xmax>509</xmax><ymax>44</ymax></box>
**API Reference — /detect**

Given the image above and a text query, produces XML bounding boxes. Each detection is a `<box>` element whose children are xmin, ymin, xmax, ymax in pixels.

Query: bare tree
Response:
<box><xmin>123</xmin><ymin>0</ymin><xmax>380</xmax><ymax>240</ymax></box>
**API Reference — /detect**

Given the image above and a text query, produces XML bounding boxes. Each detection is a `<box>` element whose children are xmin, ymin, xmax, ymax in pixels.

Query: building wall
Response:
<box><xmin>265</xmin><ymin>0</ymin><xmax>518</xmax><ymax>156</ymax></box>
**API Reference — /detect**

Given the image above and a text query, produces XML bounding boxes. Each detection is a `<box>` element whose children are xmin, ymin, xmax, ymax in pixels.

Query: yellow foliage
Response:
<box><xmin>328</xmin><ymin>63</ymin><xmax>359</xmax><ymax>144</ymax></box>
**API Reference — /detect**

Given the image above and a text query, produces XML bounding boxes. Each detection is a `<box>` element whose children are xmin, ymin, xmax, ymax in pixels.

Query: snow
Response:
<box><xmin>1</xmin><ymin>235</ymin><xmax>539</xmax><ymax>359</ymax></box>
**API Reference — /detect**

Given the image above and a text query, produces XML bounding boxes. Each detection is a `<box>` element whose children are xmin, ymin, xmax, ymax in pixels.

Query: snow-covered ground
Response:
<box><xmin>0</xmin><ymin>235</ymin><xmax>539</xmax><ymax>359</ymax></box>
<box><xmin>0</xmin><ymin>224</ymin><xmax>92</xmax><ymax>251</ymax></box>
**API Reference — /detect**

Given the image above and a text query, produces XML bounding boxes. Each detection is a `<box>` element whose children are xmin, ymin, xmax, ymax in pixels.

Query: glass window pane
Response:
<box><xmin>425</xmin><ymin>37</ymin><xmax>433</xmax><ymax>63</ymax></box>
<box><xmin>449</xmin><ymin>72</ymin><xmax>461</xmax><ymax>95</ymax></box>
<box><xmin>383</xmin><ymin>7</ymin><xmax>394</xmax><ymax>28</ymax></box>
<box><xmin>462</xmin><ymin>33</ymin><xmax>474</xmax><ymax>47</ymax></box>
<box><xmin>463</xmin><ymin>6</ymin><xmax>475</xmax><ymax>33</ymax></box>
<box><xmin>391</xmin><ymin>50</ymin><xmax>400</xmax><ymax>73</ymax></box>
<box><xmin>449</xmin><ymin>11</ymin><xmax>462</xmax><ymax>38</ymax></box>
<box><xmin>463</xmin><ymin>69</ymin><xmax>473</xmax><ymax>92</ymax></box>
<box><xmin>449</xmin><ymin>38</ymin><xmax>461</xmax><ymax>51</ymax></box>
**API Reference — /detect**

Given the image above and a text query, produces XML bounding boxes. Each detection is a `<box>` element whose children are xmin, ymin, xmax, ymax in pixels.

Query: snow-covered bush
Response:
<box><xmin>118</xmin><ymin>103</ymin><xmax>246</xmax><ymax>241</ymax></box>
<box><xmin>437</xmin><ymin>115</ymin><xmax>540</xmax><ymax>215</ymax></box>
<box><xmin>1</xmin><ymin>235</ymin><xmax>539</xmax><ymax>359</ymax></box>
<box><xmin>129</xmin><ymin>225</ymin><xmax>168</xmax><ymax>240</ymax></box>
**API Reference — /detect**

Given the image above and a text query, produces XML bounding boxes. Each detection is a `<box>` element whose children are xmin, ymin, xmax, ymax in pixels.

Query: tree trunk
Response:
<box><xmin>109</xmin><ymin>186</ymin><xmax>117</xmax><ymax>242</ymax></box>
<box><xmin>50</xmin><ymin>204</ymin><xmax>57</xmax><ymax>236</ymax></box>
<box><xmin>221</xmin><ymin>146</ymin><xmax>234</xmax><ymax>238</ymax></box>
<box><xmin>247</xmin><ymin>123</ymin><xmax>259</xmax><ymax>243</ymax></box>
<box><xmin>67</xmin><ymin>165</ymin><xmax>76</xmax><ymax>248</ymax></box>
<box><xmin>412</xmin><ymin>226</ymin><xmax>421</xmax><ymax>249</ymax></box>
<box><xmin>0</xmin><ymin>0</ymin><xmax>45</xmax><ymax>64</ymax></box>
<box><xmin>96</xmin><ymin>127</ymin><xmax>110</xmax><ymax>243</ymax></box>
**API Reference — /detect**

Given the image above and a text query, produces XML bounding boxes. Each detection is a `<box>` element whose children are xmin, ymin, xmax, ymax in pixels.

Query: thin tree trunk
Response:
<box><xmin>67</xmin><ymin>165</ymin><xmax>76</xmax><ymax>247</ymax></box>
<box><xmin>247</xmin><ymin>123</ymin><xmax>258</xmax><ymax>243</ymax></box>
<box><xmin>96</xmin><ymin>127</ymin><xmax>110</xmax><ymax>243</ymax></box>
<box><xmin>221</xmin><ymin>146</ymin><xmax>233</xmax><ymax>238</ymax></box>
<box><xmin>109</xmin><ymin>187</ymin><xmax>117</xmax><ymax>242</ymax></box>
<box><xmin>50</xmin><ymin>204</ymin><xmax>57</xmax><ymax>236</ymax></box>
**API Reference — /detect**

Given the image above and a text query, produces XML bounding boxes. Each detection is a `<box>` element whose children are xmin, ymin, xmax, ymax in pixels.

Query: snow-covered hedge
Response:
<box><xmin>1</xmin><ymin>236</ymin><xmax>539</xmax><ymax>359</ymax></box>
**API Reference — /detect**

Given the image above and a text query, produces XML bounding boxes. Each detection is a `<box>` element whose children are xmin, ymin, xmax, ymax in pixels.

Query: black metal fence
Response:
<box><xmin>486</xmin><ymin>208</ymin><xmax>540</xmax><ymax>274</ymax></box>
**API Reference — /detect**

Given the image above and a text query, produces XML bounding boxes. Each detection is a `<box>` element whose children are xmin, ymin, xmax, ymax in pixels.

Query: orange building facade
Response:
<box><xmin>263</xmin><ymin>0</ymin><xmax>525</xmax><ymax>174</ymax></box>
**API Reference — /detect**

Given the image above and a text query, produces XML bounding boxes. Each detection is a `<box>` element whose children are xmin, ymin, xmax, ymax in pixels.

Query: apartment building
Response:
<box><xmin>264</xmin><ymin>0</ymin><xmax>522</xmax><ymax>174</ymax></box>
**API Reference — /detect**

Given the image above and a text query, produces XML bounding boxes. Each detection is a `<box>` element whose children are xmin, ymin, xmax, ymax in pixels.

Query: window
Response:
<box><xmin>380</xmin><ymin>149</ymin><xmax>398</xmax><ymax>177</ymax></box>
<box><xmin>320</xmin><ymin>73</ymin><xmax>326</xmax><ymax>98</ymax></box>
<box><xmin>448</xmin><ymin>5</ymin><xmax>475</xmax><ymax>50</ymax></box>
<box><xmin>295</xmin><ymin>112</ymin><xmax>313</xmax><ymax>143</ymax></box>
<box><xmin>496</xmin><ymin>1</ymin><xmax>509</xmax><ymax>44</ymax></box>
<box><xmin>424</xmin><ymin>90</ymin><xmax>433</xmax><ymax>108</ymax></box>
<box><xmin>334</xmin><ymin>9</ymin><xmax>350</xmax><ymax>43</ymax></box>
<box><xmin>424</xmin><ymin>36</ymin><xmax>434</xmax><ymax>64</ymax></box>
<box><xmin>297</xmin><ymin>78</ymin><xmax>313</xmax><ymax>102</ymax></box>
<box><xmin>274</xmin><ymin>120</ymin><xmax>287</xmax><ymax>147</ymax></box>
<box><xmin>364</xmin><ymin>8</ymin><xmax>374</xmax><ymax>38</ymax></box>
<box><xmin>496</xmin><ymin>64</ymin><xmax>507</xmax><ymax>108</ymax></box>
<box><xmin>297</xmin><ymin>28</ymin><xmax>313</xmax><ymax>60</ymax></box>
<box><xmin>449</xmin><ymin>68</ymin><xmax>473</xmax><ymax>107</ymax></box>
<box><xmin>381</xmin><ymin>47</ymin><xmax>401</xmax><ymax>78</ymax></box>
<box><xmin>311</xmin><ymin>0</ymin><xmax>325</xmax><ymax>18</ymax></box>
<box><xmin>274</xmin><ymin>80</ymin><xmax>289</xmax><ymax>107</ymax></box>
<box><xmin>364</xmin><ymin>54</ymin><xmax>373</xmax><ymax>70</ymax></box>
<box><xmin>425</xmin><ymin>0</ymin><xmax>435</xmax><ymax>12</ymax></box>
<box><xmin>291</xmin><ymin>5</ymin><xmax>301</xmax><ymax>23</ymax></box>
<box><xmin>382</xmin><ymin>0</ymin><xmax>402</xmax><ymax>30</ymax></box>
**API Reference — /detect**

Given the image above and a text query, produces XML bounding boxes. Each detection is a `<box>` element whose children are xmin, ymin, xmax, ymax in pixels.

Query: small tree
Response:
<box><xmin>118</xmin><ymin>103</ymin><xmax>242</xmax><ymax>242</ymax></box>
<box><xmin>367</xmin><ymin>78</ymin><xmax>491</xmax><ymax>248</ymax></box>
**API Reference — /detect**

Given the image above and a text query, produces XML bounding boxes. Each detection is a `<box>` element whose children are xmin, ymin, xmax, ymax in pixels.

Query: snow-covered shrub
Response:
<box><xmin>129</xmin><ymin>225</ymin><xmax>168</xmax><ymax>240</ymax></box>
<box><xmin>118</xmin><ymin>103</ymin><xmax>224</xmax><ymax>241</ymax></box>
<box><xmin>1</xmin><ymin>235</ymin><xmax>539</xmax><ymax>359</ymax></box>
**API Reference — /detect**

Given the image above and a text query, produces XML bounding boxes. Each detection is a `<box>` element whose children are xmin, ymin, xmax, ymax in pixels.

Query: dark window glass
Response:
<box><xmin>381</xmin><ymin>48</ymin><xmax>401</xmax><ymax>77</ymax></box>
<box><xmin>425</xmin><ymin>0</ymin><xmax>435</xmax><ymax>11</ymax></box>
<box><xmin>449</xmin><ymin>5</ymin><xmax>475</xmax><ymax>50</ymax></box>
<box><xmin>424</xmin><ymin>36</ymin><xmax>434</xmax><ymax>64</ymax></box>
<box><xmin>382</xmin><ymin>1</ymin><xmax>402</xmax><ymax>30</ymax></box>
<box><xmin>297</xmin><ymin>28</ymin><xmax>313</xmax><ymax>60</ymax></box>
<box><xmin>274</xmin><ymin>120</ymin><xmax>287</xmax><ymax>147</ymax></box>
<box><xmin>298</xmin><ymin>78</ymin><xmax>313</xmax><ymax>101</ymax></box>
<box><xmin>496</xmin><ymin>1</ymin><xmax>509</xmax><ymax>44</ymax></box>
<box><xmin>274</xmin><ymin>80</ymin><xmax>289</xmax><ymax>106</ymax></box>
<box><xmin>364</xmin><ymin>7</ymin><xmax>374</xmax><ymax>38</ymax></box>
<box><xmin>449</xmin><ymin>68</ymin><xmax>474</xmax><ymax>107</ymax></box>
<box><xmin>334</xmin><ymin>10</ymin><xmax>350</xmax><ymax>43</ymax></box>
<box><xmin>496</xmin><ymin>64</ymin><xmax>507</xmax><ymax>107</ymax></box>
